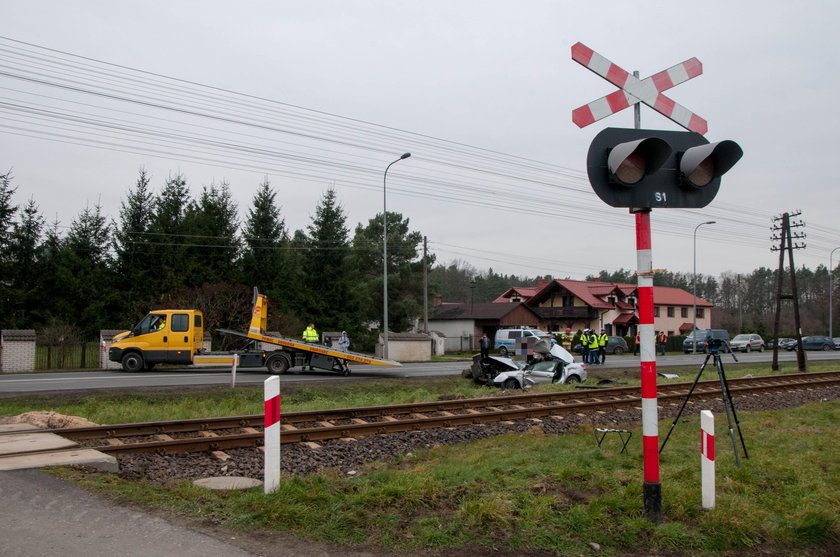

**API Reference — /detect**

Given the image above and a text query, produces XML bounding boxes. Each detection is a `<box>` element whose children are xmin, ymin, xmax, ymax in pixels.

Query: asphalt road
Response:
<box><xmin>1</xmin><ymin>350</ymin><xmax>837</xmax><ymax>395</ymax></box>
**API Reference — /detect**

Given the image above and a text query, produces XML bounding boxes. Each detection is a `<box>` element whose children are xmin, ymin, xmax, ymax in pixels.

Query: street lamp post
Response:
<box><xmin>831</xmin><ymin>247</ymin><xmax>840</xmax><ymax>339</ymax></box>
<box><xmin>383</xmin><ymin>152</ymin><xmax>411</xmax><ymax>360</ymax></box>
<box><xmin>692</xmin><ymin>221</ymin><xmax>716</xmax><ymax>353</ymax></box>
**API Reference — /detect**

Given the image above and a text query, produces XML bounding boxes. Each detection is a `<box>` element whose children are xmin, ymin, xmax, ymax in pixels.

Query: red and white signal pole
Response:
<box><xmin>634</xmin><ymin>209</ymin><xmax>661</xmax><ymax>522</ymax></box>
<box><xmin>574</xmin><ymin>42</ymin><xmax>741</xmax><ymax>524</ymax></box>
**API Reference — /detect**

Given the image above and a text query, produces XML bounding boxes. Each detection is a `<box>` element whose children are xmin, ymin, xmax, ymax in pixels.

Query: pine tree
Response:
<box><xmin>182</xmin><ymin>180</ymin><xmax>239</xmax><ymax>286</ymax></box>
<box><xmin>114</xmin><ymin>168</ymin><xmax>155</xmax><ymax>301</ymax></box>
<box><xmin>0</xmin><ymin>172</ymin><xmax>18</xmax><ymax>325</ymax></box>
<box><xmin>64</xmin><ymin>203</ymin><xmax>116</xmax><ymax>335</ymax></box>
<box><xmin>7</xmin><ymin>198</ymin><xmax>45</xmax><ymax>325</ymax></box>
<box><xmin>149</xmin><ymin>172</ymin><xmax>191</xmax><ymax>294</ymax></box>
<box><xmin>302</xmin><ymin>189</ymin><xmax>356</xmax><ymax>332</ymax></box>
<box><xmin>350</xmin><ymin>211</ymin><xmax>424</xmax><ymax>333</ymax></box>
<box><xmin>241</xmin><ymin>178</ymin><xmax>287</xmax><ymax>295</ymax></box>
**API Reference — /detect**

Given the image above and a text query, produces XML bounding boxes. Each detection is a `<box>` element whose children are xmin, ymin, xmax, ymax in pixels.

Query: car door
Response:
<box><xmin>165</xmin><ymin>312</ymin><xmax>193</xmax><ymax>364</ymax></box>
<box><xmin>526</xmin><ymin>360</ymin><xmax>558</xmax><ymax>385</ymax></box>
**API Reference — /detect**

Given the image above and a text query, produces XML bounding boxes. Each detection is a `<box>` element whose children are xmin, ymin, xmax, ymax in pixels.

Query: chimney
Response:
<box><xmin>433</xmin><ymin>294</ymin><xmax>443</xmax><ymax>307</ymax></box>
<box><xmin>591</xmin><ymin>277</ymin><xmax>601</xmax><ymax>282</ymax></box>
<box><xmin>536</xmin><ymin>279</ymin><xmax>548</xmax><ymax>289</ymax></box>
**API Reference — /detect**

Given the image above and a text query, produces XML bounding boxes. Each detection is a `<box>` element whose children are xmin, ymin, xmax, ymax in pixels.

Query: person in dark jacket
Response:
<box><xmin>479</xmin><ymin>333</ymin><xmax>491</xmax><ymax>361</ymax></box>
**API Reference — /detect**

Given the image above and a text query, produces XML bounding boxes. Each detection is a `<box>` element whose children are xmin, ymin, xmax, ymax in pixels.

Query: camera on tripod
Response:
<box><xmin>706</xmin><ymin>336</ymin><xmax>726</xmax><ymax>350</ymax></box>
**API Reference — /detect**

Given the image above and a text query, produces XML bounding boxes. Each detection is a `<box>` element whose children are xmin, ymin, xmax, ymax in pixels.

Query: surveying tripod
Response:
<box><xmin>659</xmin><ymin>341</ymin><xmax>748</xmax><ymax>467</ymax></box>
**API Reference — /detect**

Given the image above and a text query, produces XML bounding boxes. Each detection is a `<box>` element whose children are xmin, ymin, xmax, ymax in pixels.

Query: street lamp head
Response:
<box><xmin>400</xmin><ymin>152</ymin><xmax>411</xmax><ymax>160</ymax></box>
<box><xmin>704</xmin><ymin>220</ymin><xmax>716</xmax><ymax>225</ymax></box>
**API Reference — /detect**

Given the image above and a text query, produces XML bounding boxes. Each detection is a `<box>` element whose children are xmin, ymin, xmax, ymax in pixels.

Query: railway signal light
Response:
<box><xmin>587</xmin><ymin>128</ymin><xmax>743</xmax><ymax>209</ymax></box>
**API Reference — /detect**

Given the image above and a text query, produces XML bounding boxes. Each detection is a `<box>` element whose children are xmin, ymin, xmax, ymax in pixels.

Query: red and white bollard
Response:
<box><xmin>635</xmin><ymin>210</ymin><xmax>661</xmax><ymax>522</ymax></box>
<box><xmin>264</xmin><ymin>376</ymin><xmax>281</xmax><ymax>494</ymax></box>
<box><xmin>701</xmin><ymin>410</ymin><xmax>715</xmax><ymax>509</ymax></box>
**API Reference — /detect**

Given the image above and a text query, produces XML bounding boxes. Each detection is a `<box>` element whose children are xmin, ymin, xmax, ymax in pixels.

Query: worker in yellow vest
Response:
<box><xmin>302</xmin><ymin>322</ymin><xmax>319</xmax><ymax>370</ymax></box>
<box><xmin>580</xmin><ymin>329</ymin><xmax>589</xmax><ymax>364</ymax></box>
<box><xmin>598</xmin><ymin>329</ymin><xmax>609</xmax><ymax>364</ymax></box>
<box><xmin>561</xmin><ymin>328</ymin><xmax>573</xmax><ymax>351</ymax></box>
<box><xmin>587</xmin><ymin>330</ymin><xmax>600</xmax><ymax>364</ymax></box>
<box><xmin>302</xmin><ymin>323</ymin><xmax>319</xmax><ymax>342</ymax></box>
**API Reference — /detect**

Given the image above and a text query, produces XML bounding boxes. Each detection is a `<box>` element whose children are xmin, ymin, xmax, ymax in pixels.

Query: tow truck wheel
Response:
<box><xmin>121</xmin><ymin>352</ymin><xmax>144</xmax><ymax>373</ymax></box>
<box><xmin>266</xmin><ymin>354</ymin><xmax>291</xmax><ymax>374</ymax></box>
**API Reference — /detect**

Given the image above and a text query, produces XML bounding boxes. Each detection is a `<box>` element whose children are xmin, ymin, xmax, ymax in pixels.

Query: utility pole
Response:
<box><xmin>770</xmin><ymin>211</ymin><xmax>806</xmax><ymax>371</ymax></box>
<box><xmin>422</xmin><ymin>236</ymin><xmax>428</xmax><ymax>332</ymax></box>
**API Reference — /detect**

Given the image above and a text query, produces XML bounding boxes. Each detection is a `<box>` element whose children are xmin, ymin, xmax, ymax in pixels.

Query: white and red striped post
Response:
<box><xmin>264</xmin><ymin>376</ymin><xmax>281</xmax><ymax>494</ymax></box>
<box><xmin>700</xmin><ymin>410</ymin><xmax>715</xmax><ymax>509</ymax></box>
<box><xmin>635</xmin><ymin>209</ymin><xmax>661</xmax><ymax>522</ymax></box>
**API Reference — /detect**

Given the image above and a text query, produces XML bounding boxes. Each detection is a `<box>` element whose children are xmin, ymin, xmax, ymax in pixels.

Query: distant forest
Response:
<box><xmin>1</xmin><ymin>170</ymin><xmax>835</xmax><ymax>350</ymax></box>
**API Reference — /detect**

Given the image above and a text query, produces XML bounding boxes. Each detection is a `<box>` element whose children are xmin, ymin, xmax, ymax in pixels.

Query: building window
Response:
<box><xmin>654</xmin><ymin>306</ymin><xmax>660</xmax><ymax>317</ymax></box>
<box><xmin>608</xmin><ymin>296</ymin><xmax>616</xmax><ymax>305</ymax></box>
<box><xmin>667</xmin><ymin>306</ymin><xmax>675</xmax><ymax>317</ymax></box>
<box><xmin>681</xmin><ymin>307</ymin><xmax>688</xmax><ymax>318</ymax></box>
<box><xmin>562</xmin><ymin>295</ymin><xmax>574</xmax><ymax>307</ymax></box>
<box><xmin>696</xmin><ymin>308</ymin><xmax>705</xmax><ymax>319</ymax></box>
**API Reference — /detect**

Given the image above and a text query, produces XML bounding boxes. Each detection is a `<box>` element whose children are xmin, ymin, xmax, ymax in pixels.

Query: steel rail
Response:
<box><xmin>2</xmin><ymin>372</ymin><xmax>837</xmax><ymax>459</ymax></box>
<box><xmin>58</xmin><ymin>372</ymin><xmax>840</xmax><ymax>454</ymax></box>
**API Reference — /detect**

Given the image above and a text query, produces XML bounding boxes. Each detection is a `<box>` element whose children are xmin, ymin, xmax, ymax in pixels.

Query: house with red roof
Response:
<box><xmin>496</xmin><ymin>279</ymin><xmax>713</xmax><ymax>337</ymax></box>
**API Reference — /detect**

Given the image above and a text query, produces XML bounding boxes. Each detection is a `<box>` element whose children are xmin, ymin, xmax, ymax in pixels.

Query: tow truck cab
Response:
<box><xmin>109</xmin><ymin>310</ymin><xmax>204</xmax><ymax>371</ymax></box>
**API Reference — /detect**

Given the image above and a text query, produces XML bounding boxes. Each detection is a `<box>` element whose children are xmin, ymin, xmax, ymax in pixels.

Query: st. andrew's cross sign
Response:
<box><xmin>571</xmin><ymin>41</ymin><xmax>707</xmax><ymax>135</ymax></box>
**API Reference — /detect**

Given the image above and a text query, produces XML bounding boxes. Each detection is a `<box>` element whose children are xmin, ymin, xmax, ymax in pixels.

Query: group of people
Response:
<box><xmin>302</xmin><ymin>323</ymin><xmax>350</xmax><ymax>351</ymax></box>
<box><xmin>632</xmin><ymin>331</ymin><xmax>669</xmax><ymax>356</ymax></box>
<box><xmin>580</xmin><ymin>328</ymin><xmax>609</xmax><ymax>364</ymax></box>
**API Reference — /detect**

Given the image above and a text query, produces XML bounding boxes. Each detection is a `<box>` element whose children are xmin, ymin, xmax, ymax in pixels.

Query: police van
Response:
<box><xmin>494</xmin><ymin>327</ymin><xmax>552</xmax><ymax>355</ymax></box>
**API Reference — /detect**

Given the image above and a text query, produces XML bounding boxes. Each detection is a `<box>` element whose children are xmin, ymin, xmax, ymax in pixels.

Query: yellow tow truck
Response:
<box><xmin>108</xmin><ymin>290</ymin><xmax>400</xmax><ymax>375</ymax></box>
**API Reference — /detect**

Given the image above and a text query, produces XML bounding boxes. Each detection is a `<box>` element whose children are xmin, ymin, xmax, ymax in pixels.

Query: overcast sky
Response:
<box><xmin>2</xmin><ymin>1</ymin><xmax>839</xmax><ymax>284</ymax></box>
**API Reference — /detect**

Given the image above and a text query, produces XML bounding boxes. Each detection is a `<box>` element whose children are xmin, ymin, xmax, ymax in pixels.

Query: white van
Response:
<box><xmin>494</xmin><ymin>327</ymin><xmax>551</xmax><ymax>355</ymax></box>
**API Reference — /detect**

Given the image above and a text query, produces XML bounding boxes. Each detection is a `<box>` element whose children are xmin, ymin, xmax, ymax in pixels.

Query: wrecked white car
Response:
<box><xmin>468</xmin><ymin>342</ymin><xmax>586</xmax><ymax>389</ymax></box>
<box><xmin>493</xmin><ymin>344</ymin><xmax>587</xmax><ymax>389</ymax></box>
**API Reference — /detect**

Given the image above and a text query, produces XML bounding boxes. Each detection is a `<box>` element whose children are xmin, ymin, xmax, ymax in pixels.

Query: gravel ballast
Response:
<box><xmin>115</xmin><ymin>385</ymin><xmax>840</xmax><ymax>485</ymax></box>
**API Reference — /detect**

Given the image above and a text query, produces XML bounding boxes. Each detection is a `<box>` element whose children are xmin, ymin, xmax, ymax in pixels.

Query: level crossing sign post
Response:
<box><xmin>571</xmin><ymin>42</ymin><xmax>742</xmax><ymax>524</ymax></box>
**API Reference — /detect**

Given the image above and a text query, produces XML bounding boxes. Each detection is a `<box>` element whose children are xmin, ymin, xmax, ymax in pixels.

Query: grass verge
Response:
<box><xmin>3</xmin><ymin>362</ymin><xmax>838</xmax><ymax>555</ymax></box>
<box><xmin>52</xmin><ymin>399</ymin><xmax>839</xmax><ymax>556</ymax></box>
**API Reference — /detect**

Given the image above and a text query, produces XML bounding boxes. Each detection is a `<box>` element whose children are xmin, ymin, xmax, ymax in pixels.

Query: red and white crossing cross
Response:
<box><xmin>571</xmin><ymin>42</ymin><xmax>708</xmax><ymax>135</ymax></box>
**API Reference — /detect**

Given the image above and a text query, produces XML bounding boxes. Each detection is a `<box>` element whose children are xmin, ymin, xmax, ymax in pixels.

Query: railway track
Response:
<box><xmin>3</xmin><ymin>371</ymin><xmax>839</xmax><ymax>460</ymax></box>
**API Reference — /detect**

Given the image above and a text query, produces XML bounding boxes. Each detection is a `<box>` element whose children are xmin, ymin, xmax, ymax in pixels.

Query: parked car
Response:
<box><xmin>493</xmin><ymin>327</ymin><xmax>551</xmax><ymax>356</ymax></box>
<box><xmin>788</xmin><ymin>336</ymin><xmax>835</xmax><ymax>351</ymax></box>
<box><xmin>683</xmin><ymin>329</ymin><xmax>731</xmax><ymax>353</ymax></box>
<box><xmin>776</xmin><ymin>338</ymin><xmax>797</xmax><ymax>350</ymax></box>
<box><xmin>729</xmin><ymin>333</ymin><xmax>765</xmax><ymax>353</ymax></box>
<box><xmin>765</xmin><ymin>337</ymin><xmax>793</xmax><ymax>349</ymax></box>
<box><xmin>573</xmin><ymin>336</ymin><xmax>629</xmax><ymax>355</ymax></box>
<box><xmin>833</xmin><ymin>338</ymin><xmax>840</xmax><ymax>350</ymax></box>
